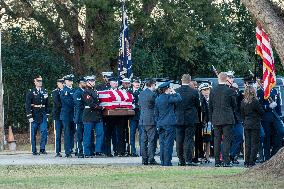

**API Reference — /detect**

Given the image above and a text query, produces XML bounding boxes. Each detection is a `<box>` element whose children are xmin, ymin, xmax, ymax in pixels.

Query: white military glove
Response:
<box><xmin>28</xmin><ymin>118</ymin><xmax>34</xmax><ymax>123</ymax></box>
<box><xmin>269</xmin><ymin>101</ymin><xmax>277</xmax><ymax>109</ymax></box>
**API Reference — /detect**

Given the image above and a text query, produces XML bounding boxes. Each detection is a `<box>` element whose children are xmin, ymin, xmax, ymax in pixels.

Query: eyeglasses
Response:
<box><xmin>36</xmin><ymin>80</ymin><xmax>43</xmax><ymax>83</ymax></box>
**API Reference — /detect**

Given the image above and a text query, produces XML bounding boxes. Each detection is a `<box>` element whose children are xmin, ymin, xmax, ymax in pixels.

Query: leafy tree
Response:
<box><xmin>2</xmin><ymin>27</ymin><xmax>71</xmax><ymax>130</ymax></box>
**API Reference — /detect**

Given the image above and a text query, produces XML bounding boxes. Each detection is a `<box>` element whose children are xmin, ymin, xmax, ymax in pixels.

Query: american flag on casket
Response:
<box><xmin>97</xmin><ymin>90</ymin><xmax>134</xmax><ymax>110</ymax></box>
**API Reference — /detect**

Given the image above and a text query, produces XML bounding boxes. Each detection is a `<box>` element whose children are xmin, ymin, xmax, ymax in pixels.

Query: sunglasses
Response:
<box><xmin>36</xmin><ymin>79</ymin><xmax>43</xmax><ymax>82</ymax></box>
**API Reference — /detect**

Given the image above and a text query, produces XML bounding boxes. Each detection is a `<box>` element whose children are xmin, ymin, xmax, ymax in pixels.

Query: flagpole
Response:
<box><xmin>0</xmin><ymin>31</ymin><xmax>5</xmax><ymax>151</ymax></box>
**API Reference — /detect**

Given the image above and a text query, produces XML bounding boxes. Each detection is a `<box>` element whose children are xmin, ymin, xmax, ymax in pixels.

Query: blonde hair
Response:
<box><xmin>244</xmin><ymin>85</ymin><xmax>257</xmax><ymax>104</ymax></box>
<box><xmin>181</xmin><ymin>74</ymin><xmax>191</xmax><ymax>84</ymax></box>
<box><xmin>218</xmin><ymin>72</ymin><xmax>227</xmax><ymax>84</ymax></box>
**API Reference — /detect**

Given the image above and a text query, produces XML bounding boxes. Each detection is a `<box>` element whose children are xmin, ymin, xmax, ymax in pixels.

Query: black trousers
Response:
<box><xmin>104</xmin><ymin>117</ymin><xmax>126</xmax><ymax>155</ymax></box>
<box><xmin>176</xmin><ymin>125</ymin><xmax>196</xmax><ymax>163</ymax></box>
<box><xmin>141</xmin><ymin>125</ymin><xmax>157</xmax><ymax>162</ymax></box>
<box><xmin>214</xmin><ymin>124</ymin><xmax>233</xmax><ymax>164</ymax></box>
<box><xmin>244</xmin><ymin>128</ymin><xmax>260</xmax><ymax>164</ymax></box>
<box><xmin>194</xmin><ymin>123</ymin><xmax>204</xmax><ymax>159</ymax></box>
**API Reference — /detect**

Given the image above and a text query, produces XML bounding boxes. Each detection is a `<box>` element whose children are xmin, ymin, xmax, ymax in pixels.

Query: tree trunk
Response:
<box><xmin>240</xmin><ymin>0</ymin><xmax>284</xmax><ymax>65</ymax></box>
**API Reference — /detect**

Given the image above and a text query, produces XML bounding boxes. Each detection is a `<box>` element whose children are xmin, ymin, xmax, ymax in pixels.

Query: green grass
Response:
<box><xmin>0</xmin><ymin>165</ymin><xmax>283</xmax><ymax>189</ymax></box>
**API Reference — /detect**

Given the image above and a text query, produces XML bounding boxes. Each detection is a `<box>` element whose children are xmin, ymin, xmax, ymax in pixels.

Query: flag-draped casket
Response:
<box><xmin>98</xmin><ymin>90</ymin><xmax>135</xmax><ymax>116</ymax></box>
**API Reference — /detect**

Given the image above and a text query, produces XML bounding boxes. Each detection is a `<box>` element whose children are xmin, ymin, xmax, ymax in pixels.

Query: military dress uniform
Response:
<box><xmin>120</xmin><ymin>84</ymin><xmax>131</xmax><ymax>155</ymax></box>
<box><xmin>25</xmin><ymin>87</ymin><xmax>50</xmax><ymax>155</ymax></box>
<box><xmin>154</xmin><ymin>82</ymin><xmax>182</xmax><ymax>166</ymax></box>
<box><xmin>230</xmin><ymin>87</ymin><xmax>244</xmax><ymax>163</ymax></box>
<box><xmin>52</xmin><ymin>85</ymin><xmax>63</xmax><ymax>156</ymax></box>
<box><xmin>60</xmin><ymin>85</ymin><xmax>76</xmax><ymax>157</ymax></box>
<box><xmin>128</xmin><ymin>87</ymin><xmax>143</xmax><ymax>156</ymax></box>
<box><xmin>257</xmin><ymin>87</ymin><xmax>282</xmax><ymax>161</ymax></box>
<box><xmin>82</xmin><ymin>84</ymin><xmax>104</xmax><ymax>157</ymax></box>
<box><xmin>73</xmin><ymin>85</ymin><xmax>85</xmax><ymax>157</ymax></box>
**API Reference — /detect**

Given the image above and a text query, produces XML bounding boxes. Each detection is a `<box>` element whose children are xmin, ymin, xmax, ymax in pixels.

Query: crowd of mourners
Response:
<box><xmin>25</xmin><ymin>71</ymin><xmax>284</xmax><ymax>167</ymax></box>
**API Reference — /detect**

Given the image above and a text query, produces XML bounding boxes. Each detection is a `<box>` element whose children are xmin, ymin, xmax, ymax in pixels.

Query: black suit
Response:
<box><xmin>209</xmin><ymin>84</ymin><xmax>237</xmax><ymax>164</ymax></box>
<box><xmin>175</xmin><ymin>85</ymin><xmax>200</xmax><ymax>164</ymax></box>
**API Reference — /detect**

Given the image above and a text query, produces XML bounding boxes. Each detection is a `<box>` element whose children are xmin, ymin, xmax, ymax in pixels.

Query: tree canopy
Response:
<box><xmin>0</xmin><ymin>0</ymin><xmax>284</xmax><ymax>128</ymax></box>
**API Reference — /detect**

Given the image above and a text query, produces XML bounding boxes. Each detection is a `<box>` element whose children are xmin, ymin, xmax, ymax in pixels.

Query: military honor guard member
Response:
<box><xmin>25</xmin><ymin>75</ymin><xmax>50</xmax><ymax>155</ymax></box>
<box><xmin>120</xmin><ymin>77</ymin><xmax>132</xmax><ymax>155</ymax></box>
<box><xmin>60</xmin><ymin>74</ymin><xmax>76</xmax><ymax>157</ymax></box>
<box><xmin>52</xmin><ymin>78</ymin><xmax>64</xmax><ymax>157</ymax></box>
<box><xmin>97</xmin><ymin>72</ymin><xmax>113</xmax><ymax>91</ymax></box>
<box><xmin>155</xmin><ymin>81</ymin><xmax>182</xmax><ymax>166</ymax></box>
<box><xmin>73</xmin><ymin>78</ymin><xmax>87</xmax><ymax>158</ymax></box>
<box><xmin>257</xmin><ymin>84</ymin><xmax>283</xmax><ymax>161</ymax></box>
<box><xmin>128</xmin><ymin>77</ymin><xmax>143</xmax><ymax>157</ymax></box>
<box><xmin>82</xmin><ymin>76</ymin><xmax>104</xmax><ymax>158</ymax></box>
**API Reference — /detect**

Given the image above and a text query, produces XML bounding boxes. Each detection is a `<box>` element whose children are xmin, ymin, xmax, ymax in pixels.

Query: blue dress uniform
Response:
<box><xmin>257</xmin><ymin>87</ymin><xmax>282</xmax><ymax>161</ymax></box>
<box><xmin>128</xmin><ymin>86</ymin><xmax>143</xmax><ymax>156</ymax></box>
<box><xmin>154</xmin><ymin>82</ymin><xmax>182</xmax><ymax>166</ymax></box>
<box><xmin>60</xmin><ymin>84</ymin><xmax>75</xmax><ymax>157</ymax></box>
<box><xmin>82</xmin><ymin>84</ymin><xmax>104</xmax><ymax>157</ymax></box>
<box><xmin>52</xmin><ymin>85</ymin><xmax>63</xmax><ymax>156</ymax></box>
<box><xmin>73</xmin><ymin>86</ymin><xmax>85</xmax><ymax>157</ymax></box>
<box><xmin>25</xmin><ymin>87</ymin><xmax>49</xmax><ymax>155</ymax></box>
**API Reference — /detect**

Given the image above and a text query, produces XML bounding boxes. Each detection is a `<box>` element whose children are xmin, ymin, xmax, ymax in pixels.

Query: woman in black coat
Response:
<box><xmin>241</xmin><ymin>86</ymin><xmax>265</xmax><ymax>167</ymax></box>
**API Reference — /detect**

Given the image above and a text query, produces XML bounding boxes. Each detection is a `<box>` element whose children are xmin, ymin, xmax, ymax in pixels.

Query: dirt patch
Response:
<box><xmin>248</xmin><ymin>147</ymin><xmax>284</xmax><ymax>177</ymax></box>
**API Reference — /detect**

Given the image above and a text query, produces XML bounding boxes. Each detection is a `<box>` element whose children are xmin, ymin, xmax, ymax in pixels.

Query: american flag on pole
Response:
<box><xmin>118</xmin><ymin>1</ymin><xmax>133</xmax><ymax>82</ymax></box>
<box><xmin>256</xmin><ymin>25</ymin><xmax>276</xmax><ymax>99</ymax></box>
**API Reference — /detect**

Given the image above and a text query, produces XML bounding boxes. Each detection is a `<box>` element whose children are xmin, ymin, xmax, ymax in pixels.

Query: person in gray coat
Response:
<box><xmin>155</xmin><ymin>81</ymin><xmax>182</xmax><ymax>166</ymax></box>
<box><xmin>139</xmin><ymin>79</ymin><xmax>158</xmax><ymax>165</ymax></box>
<box><xmin>209</xmin><ymin>72</ymin><xmax>237</xmax><ymax>167</ymax></box>
<box><xmin>175</xmin><ymin>74</ymin><xmax>200</xmax><ymax>166</ymax></box>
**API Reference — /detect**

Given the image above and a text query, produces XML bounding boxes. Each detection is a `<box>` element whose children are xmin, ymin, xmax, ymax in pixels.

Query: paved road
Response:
<box><xmin>0</xmin><ymin>151</ymin><xmax>245</xmax><ymax>167</ymax></box>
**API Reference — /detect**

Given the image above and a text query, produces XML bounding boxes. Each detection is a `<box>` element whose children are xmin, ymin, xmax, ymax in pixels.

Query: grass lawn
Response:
<box><xmin>0</xmin><ymin>165</ymin><xmax>282</xmax><ymax>189</ymax></box>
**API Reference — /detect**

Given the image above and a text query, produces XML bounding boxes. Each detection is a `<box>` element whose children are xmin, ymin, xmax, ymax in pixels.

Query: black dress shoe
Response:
<box><xmin>142</xmin><ymin>161</ymin><xmax>148</xmax><ymax>165</ymax></box>
<box><xmin>142</xmin><ymin>159</ymin><xmax>148</xmax><ymax>165</ymax></box>
<box><xmin>55</xmin><ymin>153</ymin><xmax>62</xmax><ymax>157</ymax></box>
<box><xmin>65</xmin><ymin>154</ymin><xmax>72</xmax><ymax>158</ymax></box>
<box><xmin>249</xmin><ymin>162</ymin><xmax>256</xmax><ymax>167</ymax></box>
<box><xmin>149</xmin><ymin>160</ymin><xmax>159</xmax><ymax>165</ymax></box>
<box><xmin>39</xmin><ymin>150</ymin><xmax>47</xmax><ymax>155</ymax></box>
<box><xmin>223</xmin><ymin>163</ymin><xmax>233</xmax><ymax>167</ymax></box>
<box><xmin>232</xmin><ymin>159</ymin><xmax>239</xmax><ymax>164</ymax></box>
<box><xmin>77</xmin><ymin>154</ymin><xmax>84</xmax><ymax>158</ymax></box>
<box><xmin>84</xmin><ymin>155</ymin><xmax>94</xmax><ymax>158</ymax></box>
<box><xmin>106</xmin><ymin>154</ymin><xmax>113</xmax><ymax>157</ymax></box>
<box><xmin>215</xmin><ymin>163</ymin><xmax>222</xmax><ymax>167</ymax></box>
<box><xmin>178</xmin><ymin>161</ymin><xmax>186</xmax><ymax>166</ymax></box>
<box><xmin>130</xmin><ymin>153</ymin><xmax>139</xmax><ymax>157</ymax></box>
<box><xmin>95</xmin><ymin>152</ymin><xmax>105</xmax><ymax>157</ymax></box>
<box><xmin>186</xmin><ymin>162</ymin><xmax>198</xmax><ymax>166</ymax></box>
<box><xmin>32</xmin><ymin>152</ymin><xmax>40</xmax><ymax>156</ymax></box>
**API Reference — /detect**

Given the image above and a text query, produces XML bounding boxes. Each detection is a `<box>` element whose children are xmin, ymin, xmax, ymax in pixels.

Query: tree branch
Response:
<box><xmin>241</xmin><ymin>0</ymin><xmax>284</xmax><ymax>65</ymax></box>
